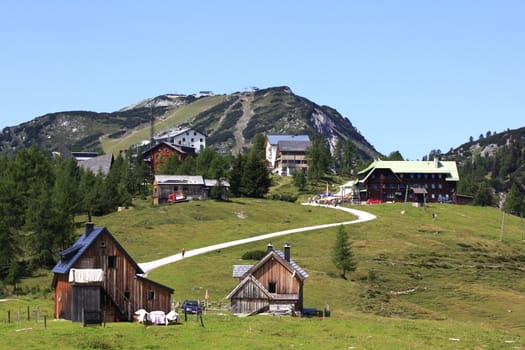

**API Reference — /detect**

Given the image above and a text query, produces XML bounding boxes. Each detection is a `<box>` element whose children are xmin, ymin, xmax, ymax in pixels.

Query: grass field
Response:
<box><xmin>101</xmin><ymin>95</ymin><xmax>228</xmax><ymax>155</ymax></box>
<box><xmin>1</xmin><ymin>199</ymin><xmax>524</xmax><ymax>349</ymax></box>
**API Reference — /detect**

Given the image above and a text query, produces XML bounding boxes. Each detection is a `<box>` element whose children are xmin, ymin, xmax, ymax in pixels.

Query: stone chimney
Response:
<box><xmin>267</xmin><ymin>243</ymin><xmax>273</xmax><ymax>253</ymax></box>
<box><xmin>284</xmin><ymin>243</ymin><xmax>291</xmax><ymax>262</ymax></box>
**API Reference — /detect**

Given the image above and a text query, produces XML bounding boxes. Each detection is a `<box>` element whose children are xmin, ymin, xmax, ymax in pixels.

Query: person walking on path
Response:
<box><xmin>181</xmin><ymin>247</ymin><xmax>186</xmax><ymax>258</ymax></box>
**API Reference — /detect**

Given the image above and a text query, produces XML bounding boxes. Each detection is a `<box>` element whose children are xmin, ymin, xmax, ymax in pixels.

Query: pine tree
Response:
<box><xmin>504</xmin><ymin>183</ymin><xmax>524</xmax><ymax>215</ymax></box>
<box><xmin>332</xmin><ymin>225</ymin><xmax>356</xmax><ymax>279</ymax></box>
<box><xmin>229</xmin><ymin>153</ymin><xmax>245</xmax><ymax>197</ymax></box>
<box><xmin>307</xmin><ymin>137</ymin><xmax>332</xmax><ymax>180</ymax></box>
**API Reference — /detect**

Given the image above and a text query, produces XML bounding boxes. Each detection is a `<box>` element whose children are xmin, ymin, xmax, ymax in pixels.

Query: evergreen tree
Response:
<box><xmin>25</xmin><ymin>178</ymin><xmax>58</xmax><ymax>267</ymax></box>
<box><xmin>51</xmin><ymin>157</ymin><xmax>80</xmax><ymax>251</ymax></box>
<box><xmin>334</xmin><ymin>139</ymin><xmax>362</xmax><ymax>176</ymax></box>
<box><xmin>0</xmin><ymin>167</ymin><xmax>22</xmax><ymax>277</ymax></box>
<box><xmin>332</xmin><ymin>225</ymin><xmax>356</xmax><ymax>279</ymax></box>
<box><xmin>385</xmin><ymin>150</ymin><xmax>404</xmax><ymax>161</ymax></box>
<box><xmin>504</xmin><ymin>183</ymin><xmax>524</xmax><ymax>215</ymax></box>
<box><xmin>473</xmin><ymin>181</ymin><xmax>495</xmax><ymax>207</ymax></box>
<box><xmin>251</xmin><ymin>133</ymin><xmax>266</xmax><ymax>160</ymax></box>
<box><xmin>229</xmin><ymin>153</ymin><xmax>245</xmax><ymax>197</ymax></box>
<box><xmin>307</xmin><ymin>136</ymin><xmax>332</xmax><ymax>180</ymax></box>
<box><xmin>241</xmin><ymin>150</ymin><xmax>271</xmax><ymax>198</ymax></box>
<box><xmin>292</xmin><ymin>170</ymin><xmax>307</xmax><ymax>190</ymax></box>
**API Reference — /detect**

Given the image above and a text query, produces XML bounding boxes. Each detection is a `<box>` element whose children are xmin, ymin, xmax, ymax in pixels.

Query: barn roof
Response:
<box><xmin>142</xmin><ymin>141</ymin><xmax>197</xmax><ymax>156</ymax></box>
<box><xmin>232</xmin><ymin>249</ymin><xmax>309</xmax><ymax>280</ymax></box>
<box><xmin>225</xmin><ymin>275</ymin><xmax>272</xmax><ymax>300</ymax></box>
<box><xmin>51</xmin><ymin>224</ymin><xmax>143</xmax><ymax>275</ymax></box>
<box><xmin>135</xmin><ymin>274</ymin><xmax>174</xmax><ymax>294</ymax></box>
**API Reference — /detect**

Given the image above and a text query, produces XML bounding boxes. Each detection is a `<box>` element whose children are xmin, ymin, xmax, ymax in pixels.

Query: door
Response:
<box><xmin>71</xmin><ymin>285</ymin><xmax>101</xmax><ymax>322</ymax></box>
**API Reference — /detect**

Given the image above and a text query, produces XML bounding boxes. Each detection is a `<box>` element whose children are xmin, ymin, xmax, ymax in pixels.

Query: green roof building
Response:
<box><xmin>357</xmin><ymin>158</ymin><xmax>459</xmax><ymax>204</ymax></box>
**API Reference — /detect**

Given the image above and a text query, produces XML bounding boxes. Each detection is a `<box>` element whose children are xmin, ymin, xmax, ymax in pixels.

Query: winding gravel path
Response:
<box><xmin>138</xmin><ymin>204</ymin><xmax>376</xmax><ymax>274</ymax></box>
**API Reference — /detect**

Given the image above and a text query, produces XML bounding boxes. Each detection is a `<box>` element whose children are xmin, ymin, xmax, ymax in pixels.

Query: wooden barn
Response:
<box><xmin>51</xmin><ymin>223</ymin><xmax>174</xmax><ymax>322</ymax></box>
<box><xmin>227</xmin><ymin>243</ymin><xmax>309</xmax><ymax>315</ymax></box>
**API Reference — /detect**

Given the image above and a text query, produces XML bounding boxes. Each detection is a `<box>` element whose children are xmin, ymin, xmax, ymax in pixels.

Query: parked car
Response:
<box><xmin>182</xmin><ymin>300</ymin><xmax>202</xmax><ymax>314</ymax></box>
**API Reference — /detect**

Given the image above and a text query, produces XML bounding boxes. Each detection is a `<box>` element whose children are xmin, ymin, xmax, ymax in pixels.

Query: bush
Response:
<box><xmin>266</xmin><ymin>192</ymin><xmax>298</xmax><ymax>203</ymax></box>
<box><xmin>241</xmin><ymin>250</ymin><xmax>267</xmax><ymax>260</ymax></box>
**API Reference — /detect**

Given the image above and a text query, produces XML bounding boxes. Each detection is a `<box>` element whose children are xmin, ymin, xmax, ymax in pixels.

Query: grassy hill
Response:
<box><xmin>1</xmin><ymin>199</ymin><xmax>524</xmax><ymax>349</ymax></box>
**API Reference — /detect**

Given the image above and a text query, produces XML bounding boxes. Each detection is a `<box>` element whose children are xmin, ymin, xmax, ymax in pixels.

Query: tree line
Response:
<box><xmin>0</xmin><ymin>134</ymin><xmax>370</xmax><ymax>291</ymax></box>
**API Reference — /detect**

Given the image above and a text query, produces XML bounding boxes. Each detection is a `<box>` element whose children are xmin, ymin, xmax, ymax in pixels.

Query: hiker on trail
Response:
<box><xmin>181</xmin><ymin>247</ymin><xmax>186</xmax><ymax>257</ymax></box>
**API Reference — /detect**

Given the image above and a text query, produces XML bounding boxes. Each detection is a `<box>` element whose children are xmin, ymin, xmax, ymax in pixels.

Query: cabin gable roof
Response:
<box><xmin>236</xmin><ymin>249</ymin><xmax>309</xmax><ymax>281</ymax></box>
<box><xmin>51</xmin><ymin>225</ymin><xmax>143</xmax><ymax>276</ymax></box>
<box><xmin>226</xmin><ymin>275</ymin><xmax>271</xmax><ymax>300</ymax></box>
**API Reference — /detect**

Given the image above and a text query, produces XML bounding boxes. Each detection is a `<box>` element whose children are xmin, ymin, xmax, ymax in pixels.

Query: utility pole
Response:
<box><xmin>149</xmin><ymin>105</ymin><xmax>155</xmax><ymax>145</ymax></box>
<box><xmin>499</xmin><ymin>210</ymin><xmax>505</xmax><ymax>241</ymax></box>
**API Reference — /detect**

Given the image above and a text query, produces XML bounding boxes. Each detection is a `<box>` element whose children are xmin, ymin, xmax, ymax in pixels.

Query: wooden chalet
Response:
<box><xmin>51</xmin><ymin>223</ymin><xmax>174</xmax><ymax>322</ymax></box>
<box><xmin>142</xmin><ymin>141</ymin><xmax>196</xmax><ymax>173</ymax></box>
<box><xmin>357</xmin><ymin>158</ymin><xmax>460</xmax><ymax>204</ymax></box>
<box><xmin>227</xmin><ymin>243</ymin><xmax>309</xmax><ymax>315</ymax></box>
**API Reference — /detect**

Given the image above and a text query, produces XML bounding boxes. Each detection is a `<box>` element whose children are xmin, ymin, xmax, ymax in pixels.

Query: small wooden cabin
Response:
<box><xmin>51</xmin><ymin>223</ymin><xmax>173</xmax><ymax>322</ymax></box>
<box><xmin>227</xmin><ymin>243</ymin><xmax>309</xmax><ymax>315</ymax></box>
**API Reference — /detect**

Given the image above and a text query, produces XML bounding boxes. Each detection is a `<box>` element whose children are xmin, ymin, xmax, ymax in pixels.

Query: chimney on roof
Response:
<box><xmin>86</xmin><ymin>222</ymin><xmax>94</xmax><ymax>235</ymax></box>
<box><xmin>86</xmin><ymin>212</ymin><xmax>94</xmax><ymax>235</ymax></box>
<box><xmin>434</xmin><ymin>157</ymin><xmax>439</xmax><ymax>168</ymax></box>
<box><xmin>284</xmin><ymin>243</ymin><xmax>291</xmax><ymax>262</ymax></box>
<box><xmin>267</xmin><ymin>243</ymin><xmax>273</xmax><ymax>253</ymax></box>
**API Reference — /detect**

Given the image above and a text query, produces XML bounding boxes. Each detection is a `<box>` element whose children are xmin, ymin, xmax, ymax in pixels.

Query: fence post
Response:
<box><xmin>44</xmin><ymin>315</ymin><xmax>47</xmax><ymax>329</ymax></box>
<box><xmin>27</xmin><ymin>305</ymin><xmax>30</xmax><ymax>321</ymax></box>
<box><xmin>8</xmin><ymin>310</ymin><xmax>10</xmax><ymax>323</ymax></box>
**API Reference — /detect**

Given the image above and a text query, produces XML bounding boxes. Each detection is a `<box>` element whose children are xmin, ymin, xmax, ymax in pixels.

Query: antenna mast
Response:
<box><xmin>149</xmin><ymin>104</ymin><xmax>155</xmax><ymax>145</ymax></box>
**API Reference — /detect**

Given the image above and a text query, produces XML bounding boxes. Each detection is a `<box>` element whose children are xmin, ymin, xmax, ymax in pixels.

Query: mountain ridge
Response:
<box><xmin>0</xmin><ymin>86</ymin><xmax>381</xmax><ymax>160</ymax></box>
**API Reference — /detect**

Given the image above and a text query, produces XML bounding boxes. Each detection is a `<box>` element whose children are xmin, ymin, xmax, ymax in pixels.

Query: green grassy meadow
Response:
<box><xmin>101</xmin><ymin>95</ymin><xmax>228</xmax><ymax>155</ymax></box>
<box><xmin>1</xmin><ymin>199</ymin><xmax>524</xmax><ymax>349</ymax></box>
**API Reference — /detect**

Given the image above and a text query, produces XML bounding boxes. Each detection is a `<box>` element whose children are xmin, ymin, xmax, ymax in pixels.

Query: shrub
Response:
<box><xmin>241</xmin><ymin>250</ymin><xmax>267</xmax><ymax>260</ymax></box>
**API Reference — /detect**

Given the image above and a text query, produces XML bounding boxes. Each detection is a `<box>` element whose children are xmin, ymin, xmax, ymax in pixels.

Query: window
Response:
<box><xmin>200</xmin><ymin>138</ymin><xmax>203</xmax><ymax>142</ymax></box>
<box><xmin>148</xmin><ymin>291</ymin><xmax>155</xmax><ymax>300</ymax></box>
<box><xmin>108</xmin><ymin>256</ymin><xmax>116</xmax><ymax>269</ymax></box>
<box><xmin>99</xmin><ymin>240</ymin><xmax>107</xmax><ymax>248</ymax></box>
<box><xmin>268</xmin><ymin>282</ymin><xmax>276</xmax><ymax>293</ymax></box>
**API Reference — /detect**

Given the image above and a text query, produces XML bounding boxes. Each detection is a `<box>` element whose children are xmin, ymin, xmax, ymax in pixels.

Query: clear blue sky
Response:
<box><xmin>1</xmin><ymin>1</ymin><xmax>523</xmax><ymax>160</ymax></box>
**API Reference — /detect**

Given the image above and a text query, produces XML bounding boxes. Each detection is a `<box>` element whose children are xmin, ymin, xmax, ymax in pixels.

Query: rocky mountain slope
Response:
<box><xmin>0</xmin><ymin>87</ymin><xmax>380</xmax><ymax>160</ymax></box>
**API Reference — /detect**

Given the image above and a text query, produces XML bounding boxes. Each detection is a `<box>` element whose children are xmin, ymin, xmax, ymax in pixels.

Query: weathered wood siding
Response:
<box><xmin>71</xmin><ymin>285</ymin><xmax>100</xmax><ymax>322</ymax></box>
<box><xmin>54</xmin><ymin>274</ymin><xmax>71</xmax><ymax>319</ymax></box>
<box><xmin>230</xmin><ymin>279</ymin><xmax>269</xmax><ymax>314</ymax></box>
<box><xmin>54</xmin><ymin>229</ymin><xmax>172</xmax><ymax>321</ymax></box>
<box><xmin>252</xmin><ymin>258</ymin><xmax>300</xmax><ymax>295</ymax></box>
